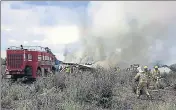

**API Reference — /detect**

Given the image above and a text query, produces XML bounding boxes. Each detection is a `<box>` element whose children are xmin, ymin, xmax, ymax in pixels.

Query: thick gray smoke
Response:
<box><xmin>64</xmin><ymin>1</ymin><xmax>176</xmax><ymax>68</ymax></box>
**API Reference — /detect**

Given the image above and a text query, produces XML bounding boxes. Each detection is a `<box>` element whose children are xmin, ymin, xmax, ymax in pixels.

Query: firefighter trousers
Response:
<box><xmin>136</xmin><ymin>81</ymin><xmax>150</xmax><ymax>97</ymax></box>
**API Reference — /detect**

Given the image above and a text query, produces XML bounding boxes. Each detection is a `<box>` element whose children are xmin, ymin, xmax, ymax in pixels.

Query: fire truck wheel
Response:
<box><xmin>37</xmin><ymin>69</ymin><xmax>42</xmax><ymax>77</ymax></box>
<box><xmin>11</xmin><ymin>75</ymin><xmax>17</xmax><ymax>82</ymax></box>
<box><xmin>25</xmin><ymin>66</ymin><xmax>32</xmax><ymax>76</ymax></box>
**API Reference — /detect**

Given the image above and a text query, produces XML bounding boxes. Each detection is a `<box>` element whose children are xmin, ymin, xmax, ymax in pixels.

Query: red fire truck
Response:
<box><xmin>6</xmin><ymin>45</ymin><xmax>56</xmax><ymax>81</ymax></box>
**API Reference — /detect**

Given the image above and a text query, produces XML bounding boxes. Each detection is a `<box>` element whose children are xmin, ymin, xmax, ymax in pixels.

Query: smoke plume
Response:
<box><xmin>64</xmin><ymin>1</ymin><xmax>176</xmax><ymax>68</ymax></box>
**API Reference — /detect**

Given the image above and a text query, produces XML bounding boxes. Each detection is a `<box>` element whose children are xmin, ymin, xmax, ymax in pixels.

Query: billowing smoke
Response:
<box><xmin>64</xmin><ymin>1</ymin><xmax>176</xmax><ymax>68</ymax></box>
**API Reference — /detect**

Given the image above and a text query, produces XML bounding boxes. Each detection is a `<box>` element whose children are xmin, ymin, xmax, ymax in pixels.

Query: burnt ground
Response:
<box><xmin>1</xmin><ymin>67</ymin><xmax>176</xmax><ymax>110</ymax></box>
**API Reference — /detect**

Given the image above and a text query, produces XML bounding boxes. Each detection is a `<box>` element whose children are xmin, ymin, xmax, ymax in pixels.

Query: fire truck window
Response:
<box><xmin>43</xmin><ymin>56</ymin><xmax>45</xmax><ymax>61</ymax></box>
<box><xmin>38</xmin><ymin>55</ymin><xmax>42</xmax><ymax>61</ymax></box>
<box><xmin>44</xmin><ymin>56</ymin><xmax>49</xmax><ymax>61</ymax></box>
<box><xmin>28</xmin><ymin>54</ymin><xmax>32</xmax><ymax>61</ymax></box>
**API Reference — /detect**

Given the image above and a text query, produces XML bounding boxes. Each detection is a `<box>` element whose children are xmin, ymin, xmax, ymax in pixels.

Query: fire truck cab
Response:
<box><xmin>6</xmin><ymin>45</ymin><xmax>56</xmax><ymax>80</ymax></box>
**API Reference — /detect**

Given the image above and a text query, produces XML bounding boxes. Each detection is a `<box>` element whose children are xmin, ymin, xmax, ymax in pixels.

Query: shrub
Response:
<box><xmin>1</xmin><ymin>68</ymin><xmax>176</xmax><ymax>110</ymax></box>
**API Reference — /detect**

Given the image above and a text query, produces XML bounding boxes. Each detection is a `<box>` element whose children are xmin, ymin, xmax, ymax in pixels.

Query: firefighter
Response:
<box><xmin>143</xmin><ymin>66</ymin><xmax>152</xmax><ymax>88</ymax></box>
<box><xmin>117</xmin><ymin>67</ymin><xmax>121</xmax><ymax>72</ymax></box>
<box><xmin>143</xmin><ymin>66</ymin><xmax>149</xmax><ymax>73</ymax></box>
<box><xmin>114</xmin><ymin>67</ymin><xmax>121</xmax><ymax>72</ymax></box>
<box><xmin>134</xmin><ymin>66</ymin><xmax>151</xmax><ymax>99</ymax></box>
<box><xmin>152</xmin><ymin>66</ymin><xmax>161</xmax><ymax>90</ymax></box>
<box><xmin>59</xmin><ymin>66</ymin><xmax>63</xmax><ymax>72</ymax></box>
<box><xmin>65</xmin><ymin>65</ymin><xmax>71</xmax><ymax>74</ymax></box>
<box><xmin>70</xmin><ymin>66</ymin><xmax>74</xmax><ymax>73</ymax></box>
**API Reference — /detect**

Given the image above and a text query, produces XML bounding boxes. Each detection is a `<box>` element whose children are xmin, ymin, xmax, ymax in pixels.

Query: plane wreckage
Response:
<box><xmin>60</xmin><ymin>62</ymin><xmax>96</xmax><ymax>73</ymax></box>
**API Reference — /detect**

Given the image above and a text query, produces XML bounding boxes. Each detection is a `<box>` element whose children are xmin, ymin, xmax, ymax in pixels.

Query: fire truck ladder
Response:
<box><xmin>7</xmin><ymin>46</ymin><xmax>50</xmax><ymax>52</ymax></box>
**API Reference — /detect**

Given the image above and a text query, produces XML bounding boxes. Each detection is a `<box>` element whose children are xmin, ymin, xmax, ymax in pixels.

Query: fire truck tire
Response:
<box><xmin>44</xmin><ymin>69</ymin><xmax>48</xmax><ymax>76</ymax></box>
<box><xmin>52</xmin><ymin>66</ymin><xmax>56</xmax><ymax>74</ymax></box>
<box><xmin>25</xmin><ymin>66</ymin><xmax>32</xmax><ymax>76</ymax></box>
<box><xmin>37</xmin><ymin>69</ymin><xmax>42</xmax><ymax>77</ymax></box>
<box><xmin>41</xmin><ymin>68</ymin><xmax>45</xmax><ymax>76</ymax></box>
<box><xmin>11</xmin><ymin>75</ymin><xmax>17</xmax><ymax>81</ymax></box>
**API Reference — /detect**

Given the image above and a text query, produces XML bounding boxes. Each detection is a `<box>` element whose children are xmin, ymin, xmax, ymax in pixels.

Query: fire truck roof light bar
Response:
<box><xmin>7</xmin><ymin>46</ymin><xmax>51</xmax><ymax>52</ymax></box>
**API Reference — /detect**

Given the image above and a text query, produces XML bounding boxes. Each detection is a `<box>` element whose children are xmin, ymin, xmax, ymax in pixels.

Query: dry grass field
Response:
<box><xmin>1</xmin><ymin>66</ymin><xmax>176</xmax><ymax>110</ymax></box>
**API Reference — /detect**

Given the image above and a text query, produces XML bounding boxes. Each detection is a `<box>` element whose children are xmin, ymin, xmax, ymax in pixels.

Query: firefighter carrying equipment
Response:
<box><xmin>152</xmin><ymin>68</ymin><xmax>161</xmax><ymax>90</ymax></box>
<box><xmin>66</xmin><ymin>66</ymin><xmax>71</xmax><ymax>73</ymax></box>
<box><xmin>134</xmin><ymin>71</ymin><xmax>151</xmax><ymax>98</ymax></box>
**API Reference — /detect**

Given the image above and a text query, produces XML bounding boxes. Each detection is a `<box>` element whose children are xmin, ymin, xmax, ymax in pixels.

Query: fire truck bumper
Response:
<box><xmin>5</xmin><ymin>75</ymin><xmax>12</xmax><ymax>79</ymax></box>
<box><xmin>9</xmin><ymin>71</ymin><xmax>25</xmax><ymax>75</ymax></box>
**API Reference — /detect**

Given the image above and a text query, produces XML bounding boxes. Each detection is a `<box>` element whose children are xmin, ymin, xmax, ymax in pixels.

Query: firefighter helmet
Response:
<box><xmin>154</xmin><ymin>66</ymin><xmax>158</xmax><ymax>69</ymax></box>
<box><xmin>144</xmin><ymin>66</ymin><xmax>148</xmax><ymax>69</ymax></box>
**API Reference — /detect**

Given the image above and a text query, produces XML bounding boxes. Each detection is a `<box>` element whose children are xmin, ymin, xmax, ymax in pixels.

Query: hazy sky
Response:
<box><xmin>1</xmin><ymin>1</ymin><xmax>176</xmax><ymax>65</ymax></box>
<box><xmin>1</xmin><ymin>1</ymin><xmax>88</xmax><ymax>60</ymax></box>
